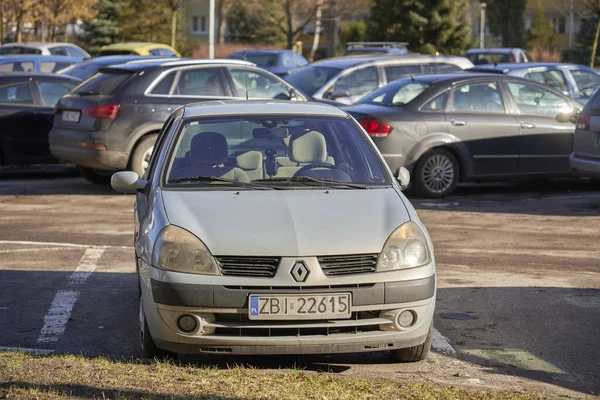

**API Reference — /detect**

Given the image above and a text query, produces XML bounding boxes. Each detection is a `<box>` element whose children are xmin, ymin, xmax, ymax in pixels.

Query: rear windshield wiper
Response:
<box><xmin>168</xmin><ymin>175</ymin><xmax>283</xmax><ymax>189</ymax></box>
<box><xmin>256</xmin><ymin>176</ymin><xmax>369</xmax><ymax>189</ymax></box>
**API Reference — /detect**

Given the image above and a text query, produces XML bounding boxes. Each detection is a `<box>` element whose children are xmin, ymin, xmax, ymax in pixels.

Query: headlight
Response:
<box><xmin>152</xmin><ymin>225</ymin><xmax>219</xmax><ymax>275</ymax></box>
<box><xmin>377</xmin><ymin>222</ymin><xmax>431</xmax><ymax>272</ymax></box>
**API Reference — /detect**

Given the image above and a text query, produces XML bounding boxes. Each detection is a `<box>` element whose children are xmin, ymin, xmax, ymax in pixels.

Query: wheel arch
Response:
<box><xmin>408</xmin><ymin>134</ymin><xmax>470</xmax><ymax>182</ymax></box>
<box><xmin>126</xmin><ymin>127</ymin><xmax>161</xmax><ymax>169</ymax></box>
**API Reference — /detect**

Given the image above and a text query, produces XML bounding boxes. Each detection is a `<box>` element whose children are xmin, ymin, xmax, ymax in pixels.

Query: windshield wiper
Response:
<box><xmin>256</xmin><ymin>176</ymin><xmax>368</xmax><ymax>189</ymax></box>
<box><xmin>168</xmin><ymin>175</ymin><xmax>282</xmax><ymax>189</ymax></box>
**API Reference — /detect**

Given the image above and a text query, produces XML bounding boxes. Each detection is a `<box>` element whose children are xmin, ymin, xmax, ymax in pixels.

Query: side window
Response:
<box><xmin>161</xmin><ymin>48</ymin><xmax>175</xmax><ymax>57</ymax></box>
<box><xmin>0</xmin><ymin>62</ymin><xmax>35</xmax><ymax>72</ymax></box>
<box><xmin>49</xmin><ymin>46</ymin><xmax>69</xmax><ymax>56</ymax></box>
<box><xmin>68</xmin><ymin>47</ymin><xmax>86</xmax><ymax>58</ymax></box>
<box><xmin>151</xmin><ymin>72</ymin><xmax>176</xmax><ymax>95</ymax></box>
<box><xmin>385</xmin><ymin>65</ymin><xmax>422</xmax><ymax>82</ymax></box>
<box><xmin>452</xmin><ymin>82</ymin><xmax>505</xmax><ymax>113</ymax></box>
<box><xmin>421</xmin><ymin>91</ymin><xmax>449</xmax><ymax>111</ymax></box>
<box><xmin>0</xmin><ymin>82</ymin><xmax>35</xmax><ymax>105</ymax></box>
<box><xmin>570</xmin><ymin>69</ymin><xmax>600</xmax><ymax>99</ymax></box>
<box><xmin>228</xmin><ymin>67</ymin><xmax>291</xmax><ymax>99</ymax></box>
<box><xmin>293</xmin><ymin>52</ymin><xmax>308</xmax><ymax>66</ymax></box>
<box><xmin>145</xmin><ymin>117</ymin><xmax>175</xmax><ymax>180</ymax></box>
<box><xmin>281</xmin><ymin>53</ymin><xmax>294</xmax><ymax>68</ymax></box>
<box><xmin>37</xmin><ymin>81</ymin><xmax>77</xmax><ymax>105</ymax></box>
<box><xmin>333</xmin><ymin>66</ymin><xmax>378</xmax><ymax>97</ymax></box>
<box><xmin>40</xmin><ymin>62</ymin><xmax>72</xmax><ymax>73</ymax></box>
<box><xmin>507</xmin><ymin>82</ymin><xmax>570</xmax><ymax>117</ymax></box>
<box><xmin>149</xmin><ymin>48</ymin><xmax>163</xmax><ymax>56</ymax></box>
<box><xmin>174</xmin><ymin>67</ymin><xmax>227</xmax><ymax>96</ymax></box>
<box><xmin>526</xmin><ymin>70</ymin><xmax>569</xmax><ymax>95</ymax></box>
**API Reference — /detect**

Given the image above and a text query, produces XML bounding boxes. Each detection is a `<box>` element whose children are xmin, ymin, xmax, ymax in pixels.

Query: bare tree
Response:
<box><xmin>309</xmin><ymin>0</ymin><xmax>323</xmax><ymax>61</ymax></box>
<box><xmin>41</xmin><ymin>0</ymin><xmax>96</xmax><ymax>42</ymax></box>
<box><xmin>6</xmin><ymin>0</ymin><xmax>39</xmax><ymax>42</ymax></box>
<box><xmin>256</xmin><ymin>0</ymin><xmax>320</xmax><ymax>49</ymax></box>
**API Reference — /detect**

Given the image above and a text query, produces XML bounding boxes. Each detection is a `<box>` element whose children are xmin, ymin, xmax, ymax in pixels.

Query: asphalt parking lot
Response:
<box><xmin>1</xmin><ymin>170</ymin><xmax>599</xmax><ymax>397</ymax></box>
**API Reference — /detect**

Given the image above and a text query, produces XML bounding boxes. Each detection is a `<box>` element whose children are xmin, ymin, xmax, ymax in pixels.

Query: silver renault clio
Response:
<box><xmin>111</xmin><ymin>100</ymin><xmax>436</xmax><ymax>362</ymax></box>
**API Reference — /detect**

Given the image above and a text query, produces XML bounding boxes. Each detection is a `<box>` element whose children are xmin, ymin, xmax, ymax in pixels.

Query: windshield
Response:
<box><xmin>164</xmin><ymin>115</ymin><xmax>390</xmax><ymax>188</ymax></box>
<box><xmin>358</xmin><ymin>80</ymin><xmax>431</xmax><ymax>107</ymax></box>
<box><xmin>467</xmin><ymin>52</ymin><xmax>512</xmax><ymax>65</ymax></box>
<box><xmin>229</xmin><ymin>53</ymin><xmax>279</xmax><ymax>67</ymax></box>
<box><xmin>285</xmin><ymin>66</ymin><xmax>341</xmax><ymax>96</ymax></box>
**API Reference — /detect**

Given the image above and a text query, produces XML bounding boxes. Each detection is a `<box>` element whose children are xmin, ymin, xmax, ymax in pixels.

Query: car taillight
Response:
<box><xmin>360</xmin><ymin>117</ymin><xmax>393</xmax><ymax>137</ymax></box>
<box><xmin>82</xmin><ymin>104</ymin><xmax>120</xmax><ymax>120</ymax></box>
<box><xmin>577</xmin><ymin>111</ymin><xmax>590</xmax><ymax>130</ymax></box>
<box><xmin>510</xmin><ymin>52</ymin><xmax>517</xmax><ymax>62</ymax></box>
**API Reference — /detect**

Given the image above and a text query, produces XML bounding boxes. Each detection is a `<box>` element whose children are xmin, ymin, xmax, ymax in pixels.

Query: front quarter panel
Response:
<box><xmin>135</xmin><ymin>187</ymin><xmax>169</xmax><ymax>265</ymax></box>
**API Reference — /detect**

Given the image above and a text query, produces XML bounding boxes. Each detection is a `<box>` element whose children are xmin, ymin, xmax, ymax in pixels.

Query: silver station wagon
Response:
<box><xmin>111</xmin><ymin>101</ymin><xmax>436</xmax><ymax>362</ymax></box>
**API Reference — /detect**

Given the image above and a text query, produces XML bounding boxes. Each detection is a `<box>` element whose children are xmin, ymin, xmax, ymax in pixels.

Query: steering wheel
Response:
<box><xmin>294</xmin><ymin>162</ymin><xmax>340</xmax><ymax>176</ymax></box>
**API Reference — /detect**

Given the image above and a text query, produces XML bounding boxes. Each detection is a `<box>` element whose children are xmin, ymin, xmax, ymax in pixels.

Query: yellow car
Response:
<box><xmin>98</xmin><ymin>42</ymin><xmax>180</xmax><ymax>57</ymax></box>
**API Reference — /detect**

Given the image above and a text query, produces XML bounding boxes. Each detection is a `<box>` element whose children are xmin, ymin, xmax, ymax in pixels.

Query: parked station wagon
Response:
<box><xmin>111</xmin><ymin>101</ymin><xmax>436</xmax><ymax>361</ymax></box>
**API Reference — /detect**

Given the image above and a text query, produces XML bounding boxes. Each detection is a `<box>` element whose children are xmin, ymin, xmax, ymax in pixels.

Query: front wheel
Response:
<box><xmin>140</xmin><ymin>300</ymin><xmax>175</xmax><ymax>360</ymax></box>
<box><xmin>392</xmin><ymin>324</ymin><xmax>433</xmax><ymax>362</ymax></box>
<box><xmin>412</xmin><ymin>149</ymin><xmax>459</xmax><ymax>198</ymax></box>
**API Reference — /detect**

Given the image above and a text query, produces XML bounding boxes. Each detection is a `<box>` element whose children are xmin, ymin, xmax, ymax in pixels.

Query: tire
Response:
<box><xmin>392</xmin><ymin>324</ymin><xmax>433</xmax><ymax>363</ymax></box>
<box><xmin>130</xmin><ymin>134</ymin><xmax>158</xmax><ymax>177</ymax></box>
<box><xmin>77</xmin><ymin>166</ymin><xmax>113</xmax><ymax>184</ymax></box>
<box><xmin>412</xmin><ymin>149</ymin><xmax>459</xmax><ymax>198</ymax></box>
<box><xmin>140</xmin><ymin>299</ymin><xmax>175</xmax><ymax>360</ymax></box>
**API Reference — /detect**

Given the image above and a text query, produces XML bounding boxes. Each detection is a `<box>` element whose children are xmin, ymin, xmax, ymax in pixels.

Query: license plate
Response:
<box><xmin>62</xmin><ymin>111</ymin><xmax>80</xmax><ymax>122</ymax></box>
<box><xmin>248</xmin><ymin>293</ymin><xmax>351</xmax><ymax>320</ymax></box>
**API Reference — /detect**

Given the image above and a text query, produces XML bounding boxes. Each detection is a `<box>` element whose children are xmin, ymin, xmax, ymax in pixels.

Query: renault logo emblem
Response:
<box><xmin>291</xmin><ymin>261</ymin><xmax>309</xmax><ymax>282</ymax></box>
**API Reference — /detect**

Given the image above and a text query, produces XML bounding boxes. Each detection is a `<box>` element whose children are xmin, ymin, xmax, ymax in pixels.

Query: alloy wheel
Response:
<box><xmin>421</xmin><ymin>154</ymin><xmax>455</xmax><ymax>194</ymax></box>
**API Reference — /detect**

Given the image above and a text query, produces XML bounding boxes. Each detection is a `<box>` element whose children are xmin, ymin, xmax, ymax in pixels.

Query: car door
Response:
<box><xmin>504</xmin><ymin>80</ymin><xmax>576</xmax><ymax>174</ymax></box>
<box><xmin>0</xmin><ymin>80</ymin><xmax>43</xmax><ymax>165</ymax></box>
<box><xmin>446</xmin><ymin>80</ymin><xmax>520</xmax><ymax>176</ymax></box>
<box><xmin>33</xmin><ymin>78</ymin><xmax>79</xmax><ymax>162</ymax></box>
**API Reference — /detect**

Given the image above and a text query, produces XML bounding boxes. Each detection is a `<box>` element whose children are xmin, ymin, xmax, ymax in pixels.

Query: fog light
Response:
<box><xmin>177</xmin><ymin>315</ymin><xmax>198</xmax><ymax>333</ymax></box>
<box><xmin>397</xmin><ymin>310</ymin><xmax>415</xmax><ymax>328</ymax></box>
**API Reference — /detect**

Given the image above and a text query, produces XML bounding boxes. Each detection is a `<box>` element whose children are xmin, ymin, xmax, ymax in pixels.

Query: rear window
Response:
<box><xmin>0</xmin><ymin>62</ymin><xmax>35</xmax><ymax>72</ymax></box>
<box><xmin>74</xmin><ymin>71</ymin><xmax>133</xmax><ymax>95</ymax></box>
<box><xmin>99</xmin><ymin>50</ymin><xmax>139</xmax><ymax>56</ymax></box>
<box><xmin>467</xmin><ymin>52</ymin><xmax>512</xmax><ymax>65</ymax></box>
<box><xmin>358</xmin><ymin>79</ymin><xmax>431</xmax><ymax>107</ymax></box>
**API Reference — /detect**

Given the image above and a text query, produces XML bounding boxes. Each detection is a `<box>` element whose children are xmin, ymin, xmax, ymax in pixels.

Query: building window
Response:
<box><xmin>192</xmin><ymin>16</ymin><xmax>207</xmax><ymax>33</ymax></box>
<box><xmin>552</xmin><ymin>17</ymin><xmax>566</xmax><ymax>34</ymax></box>
<box><xmin>201</xmin><ymin>16</ymin><xmax>206</xmax><ymax>32</ymax></box>
<box><xmin>192</xmin><ymin>16</ymin><xmax>198</xmax><ymax>32</ymax></box>
<box><xmin>524</xmin><ymin>17</ymin><xmax>531</xmax><ymax>31</ymax></box>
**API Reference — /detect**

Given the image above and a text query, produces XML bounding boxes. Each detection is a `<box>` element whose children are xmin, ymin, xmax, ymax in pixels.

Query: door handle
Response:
<box><xmin>451</xmin><ymin>120</ymin><xmax>467</xmax><ymax>127</ymax></box>
<box><xmin>521</xmin><ymin>122</ymin><xmax>535</xmax><ymax>129</ymax></box>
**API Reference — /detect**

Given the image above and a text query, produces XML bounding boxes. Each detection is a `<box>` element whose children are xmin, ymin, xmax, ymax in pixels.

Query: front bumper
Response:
<box><xmin>49</xmin><ymin>127</ymin><xmax>128</xmax><ymax>170</ymax></box>
<box><xmin>142</xmin><ymin>260</ymin><xmax>436</xmax><ymax>355</ymax></box>
<box><xmin>570</xmin><ymin>152</ymin><xmax>600</xmax><ymax>178</ymax></box>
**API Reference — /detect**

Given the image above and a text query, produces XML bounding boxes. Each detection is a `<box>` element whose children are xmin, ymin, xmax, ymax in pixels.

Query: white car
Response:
<box><xmin>111</xmin><ymin>100</ymin><xmax>436</xmax><ymax>361</ymax></box>
<box><xmin>0</xmin><ymin>42</ymin><xmax>90</xmax><ymax>60</ymax></box>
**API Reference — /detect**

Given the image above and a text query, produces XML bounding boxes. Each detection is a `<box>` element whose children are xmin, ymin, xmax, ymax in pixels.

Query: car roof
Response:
<box><xmin>465</xmin><ymin>48</ymin><xmax>523</xmax><ymax>54</ymax></box>
<box><xmin>1</xmin><ymin>42</ymin><xmax>76</xmax><ymax>49</ymax></box>
<box><xmin>0</xmin><ymin>72</ymin><xmax>81</xmax><ymax>81</ymax></box>
<box><xmin>232</xmin><ymin>49</ymin><xmax>289</xmax><ymax>54</ymax></box>
<box><xmin>181</xmin><ymin>100</ymin><xmax>348</xmax><ymax>119</ymax></box>
<box><xmin>0</xmin><ymin>55</ymin><xmax>80</xmax><ymax>62</ymax></box>
<box><xmin>81</xmin><ymin>55</ymin><xmax>179</xmax><ymax>65</ymax></box>
<box><xmin>101</xmin><ymin>58</ymin><xmax>254</xmax><ymax>71</ymax></box>
<box><xmin>393</xmin><ymin>72</ymin><xmax>534</xmax><ymax>85</ymax></box>
<box><xmin>468</xmin><ymin>62</ymin><xmax>586</xmax><ymax>72</ymax></box>
<box><xmin>310</xmin><ymin>54</ymin><xmax>472</xmax><ymax>69</ymax></box>
<box><xmin>100</xmin><ymin>42</ymin><xmax>175</xmax><ymax>51</ymax></box>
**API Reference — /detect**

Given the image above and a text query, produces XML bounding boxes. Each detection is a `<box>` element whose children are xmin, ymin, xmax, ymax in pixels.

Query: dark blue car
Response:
<box><xmin>0</xmin><ymin>55</ymin><xmax>79</xmax><ymax>73</ymax></box>
<box><xmin>227</xmin><ymin>50</ymin><xmax>308</xmax><ymax>77</ymax></box>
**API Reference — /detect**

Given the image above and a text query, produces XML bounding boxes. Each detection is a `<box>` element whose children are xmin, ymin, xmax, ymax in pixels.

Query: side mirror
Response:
<box><xmin>556</xmin><ymin>109</ymin><xmax>579</xmax><ymax>124</ymax></box>
<box><xmin>328</xmin><ymin>88</ymin><xmax>350</xmax><ymax>100</ymax></box>
<box><xmin>111</xmin><ymin>171</ymin><xmax>148</xmax><ymax>194</ymax></box>
<box><xmin>395</xmin><ymin>167</ymin><xmax>410</xmax><ymax>190</ymax></box>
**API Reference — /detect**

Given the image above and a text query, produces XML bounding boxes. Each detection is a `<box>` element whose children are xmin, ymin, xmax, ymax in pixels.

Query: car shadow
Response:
<box><xmin>408</xmin><ymin>178</ymin><xmax>600</xmax><ymax>216</ymax></box>
<box><xmin>1</xmin><ymin>269</ymin><xmax>598</xmax><ymax>395</ymax></box>
<box><xmin>0</xmin><ymin>169</ymin><xmax>119</xmax><ymax>196</ymax></box>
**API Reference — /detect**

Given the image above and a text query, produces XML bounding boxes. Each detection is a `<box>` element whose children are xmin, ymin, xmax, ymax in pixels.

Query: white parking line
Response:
<box><xmin>432</xmin><ymin>328</ymin><xmax>456</xmax><ymax>354</ymax></box>
<box><xmin>0</xmin><ymin>240</ymin><xmax>131</xmax><ymax>249</ymax></box>
<box><xmin>0</xmin><ymin>346</ymin><xmax>54</xmax><ymax>355</ymax></box>
<box><xmin>37</xmin><ymin>248</ymin><xmax>105</xmax><ymax>344</ymax></box>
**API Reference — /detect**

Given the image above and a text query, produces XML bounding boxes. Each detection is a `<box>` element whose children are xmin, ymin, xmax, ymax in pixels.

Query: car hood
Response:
<box><xmin>161</xmin><ymin>188</ymin><xmax>409</xmax><ymax>256</ymax></box>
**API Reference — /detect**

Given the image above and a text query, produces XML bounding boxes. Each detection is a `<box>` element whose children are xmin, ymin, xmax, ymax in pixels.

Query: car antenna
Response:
<box><xmin>244</xmin><ymin>50</ymin><xmax>249</xmax><ymax>101</ymax></box>
<box><xmin>410</xmin><ymin>73</ymin><xmax>415</xmax><ymax>82</ymax></box>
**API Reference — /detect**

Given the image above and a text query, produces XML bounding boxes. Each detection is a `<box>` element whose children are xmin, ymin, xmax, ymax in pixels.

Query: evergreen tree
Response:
<box><xmin>226</xmin><ymin>0</ymin><xmax>284</xmax><ymax>44</ymax></box>
<box><xmin>486</xmin><ymin>0</ymin><xmax>526</xmax><ymax>48</ymax></box>
<box><xmin>366</xmin><ymin>0</ymin><xmax>469</xmax><ymax>55</ymax></box>
<box><xmin>80</xmin><ymin>0</ymin><xmax>122</xmax><ymax>54</ymax></box>
<box><xmin>526</xmin><ymin>6</ymin><xmax>553</xmax><ymax>51</ymax></box>
<box><xmin>574</xmin><ymin>17</ymin><xmax>600</xmax><ymax>65</ymax></box>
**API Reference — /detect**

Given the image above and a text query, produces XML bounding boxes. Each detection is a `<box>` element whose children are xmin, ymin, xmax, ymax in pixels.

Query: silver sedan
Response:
<box><xmin>111</xmin><ymin>100</ymin><xmax>436</xmax><ymax>361</ymax></box>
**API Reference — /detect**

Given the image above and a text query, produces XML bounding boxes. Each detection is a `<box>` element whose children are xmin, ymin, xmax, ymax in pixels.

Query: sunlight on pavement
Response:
<box><xmin>463</xmin><ymin>349</ymin><xmax>564</xmax><ymax>374</ymax></box>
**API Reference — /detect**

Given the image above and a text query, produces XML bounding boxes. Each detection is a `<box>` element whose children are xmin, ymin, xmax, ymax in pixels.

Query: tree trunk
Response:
<box><xmin>326</xmin><ymin>0</ymin><xmax>337</xmax><ymax>57</ymax></box>
<box><xmin>0</xmin><ymin>9</ymin><xmax>4</xmax><ymax>46</ymax></box>
<box><xmin>286</xmin><ymin>0</ymin><xmax>294</xmax><ymax>49</ymax></box>
<box><xmin>591</xmin><ymin>20</ymin><xmax>600</xmax><ymax>68</ymax></box>
<box><xmin>16</xmin><ymin>17</ymin><xmax>22</xmax><ymax>43</ymax></box>
<box><xmin>170</xmin><ymin>8</ymin><xmax>177</xmax><ymax>49</ymax></box>
<box><xmin>217</xmin><ymin>0</ymin><xmax>226</xmax><ymax>44</ymax></box>
<box><xmin>309</xmin><ymin>0</ymin><xmax>323</xmax><ymax>62</ymax></box>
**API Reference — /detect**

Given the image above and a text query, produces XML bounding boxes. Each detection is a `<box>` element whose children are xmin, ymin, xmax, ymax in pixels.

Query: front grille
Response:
<box><xmin>216</xmin><ymin>256</ymin><xmax>280</xmax><ymax>278</ymax></box>
<box><xmin>318</xmin><ymin>254</ymin><xmax>378</xmax><ymax>276</ymax></box>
